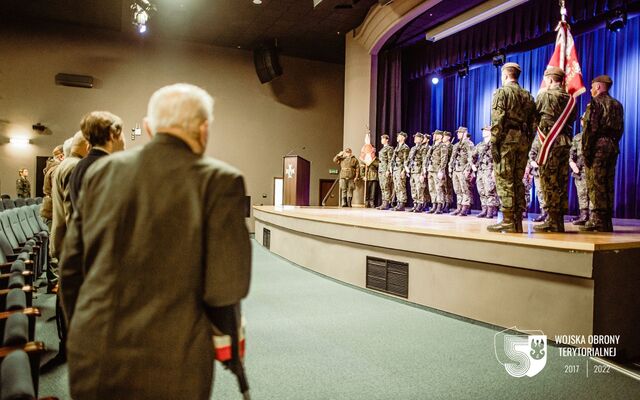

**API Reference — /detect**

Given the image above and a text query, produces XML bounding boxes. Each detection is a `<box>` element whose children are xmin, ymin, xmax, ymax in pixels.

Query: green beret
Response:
<box><xmin>443</xmin><ymin>131</ymin><xmax>452</xmax><ymax>137</ymax></box>
<box><xmin>456</xmin><ymin>126</ymin><xmax>468</xmax><ymax>133</ymax></box>
<box><xmin>502</xmin><ymin>62</ymin><xmax>521</xmax><ymax>72</ymax></box>
<box><xmin>592</xmin><ymin>75</ymin><xmax>613</xmax><ymax>86</ymax></box>
<box><xmin>544</xmin><ymin>66</ymin><xmax>565</xmax><ymax>79</ymax></box>
<box><xmin>414</xmin><ymin>132</ymin><xmax>424</xmax><ymax>139</ymax></box>
<box><xmin>397</xmin><ymin>131</ymin><xmax>407</xmax><ymax>138</ymax></box>
<box><xmin>433</xmin><ymin>130</ymin><xmax>443</xmax><ymax>136</ymax></box>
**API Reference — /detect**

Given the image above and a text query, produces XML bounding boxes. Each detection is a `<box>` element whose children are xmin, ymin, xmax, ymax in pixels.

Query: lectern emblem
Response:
<box><xmin>285</xmin><ymin>164</ymin><xmax>296</xmax><ymax>179</ymax></box>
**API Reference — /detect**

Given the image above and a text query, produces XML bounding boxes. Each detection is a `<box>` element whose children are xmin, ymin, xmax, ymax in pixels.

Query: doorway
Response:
<box><xmin>319</xmin><ymin>179</ymin><xmax>338</xmax><ymax>206</ymax></box>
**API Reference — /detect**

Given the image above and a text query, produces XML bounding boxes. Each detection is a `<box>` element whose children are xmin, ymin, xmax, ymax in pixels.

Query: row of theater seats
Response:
<box><xmin>0</xmin><ymin>198</ymin><xmax>56</xmax><ymax>400</ymax></box>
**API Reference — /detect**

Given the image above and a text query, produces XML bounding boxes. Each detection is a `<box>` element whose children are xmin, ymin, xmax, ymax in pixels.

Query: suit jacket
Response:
<box><xmin>50</xmin><ymin>155</ymin><xmax>82</xmax><ymax>258</ymax></box>
<box><xmin>69</xmin><ymin>148</ymin><xmax>109</xmax><ymax>211</ymax></box>
<box><xmin>59</xmin><ymin>133</ymin><xmax>252</xmax><ymax>400</ymax></box>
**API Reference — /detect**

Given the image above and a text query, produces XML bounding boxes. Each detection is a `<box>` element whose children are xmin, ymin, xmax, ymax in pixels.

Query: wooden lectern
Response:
<box><xmin>282</xmin><ymin>155</ymin><xmax>310</xmax><ymax>206</ymax></box>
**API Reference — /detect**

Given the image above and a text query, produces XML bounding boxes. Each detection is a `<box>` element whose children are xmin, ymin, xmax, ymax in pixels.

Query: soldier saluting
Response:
<box><xmin>333</xmin><ymin>148</ymin><xmax>360</xmax><ymax>207</ymax></box>
<box><xmin>580</xmin><ymin>75</ymin><xmax>624</xmax><ymax>232</ymax></box>
<box><xmin>487</xmin><ymin>62</ymin><xmax>537</xmax><ymax>233</ymax></box>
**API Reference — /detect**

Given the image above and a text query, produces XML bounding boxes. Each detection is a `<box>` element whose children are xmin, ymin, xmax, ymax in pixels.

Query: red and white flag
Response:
<box><xmin>536</xmin><ymin>21</ymin><xmax>586</xmax><ymax>165</ymax></box>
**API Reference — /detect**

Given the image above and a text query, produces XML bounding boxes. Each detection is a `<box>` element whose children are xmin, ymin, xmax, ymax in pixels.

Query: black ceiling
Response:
<box><xmin>0</xmin><ymin>0</ymin><xmax>379</xmax><ymax>64</ymax></box>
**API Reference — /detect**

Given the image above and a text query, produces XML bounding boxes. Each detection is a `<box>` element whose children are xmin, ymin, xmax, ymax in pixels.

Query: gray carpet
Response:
<box><xmin>36</xmin><ymin>240</ymin><xmax>640</xmax><ymax>399</ymax></box>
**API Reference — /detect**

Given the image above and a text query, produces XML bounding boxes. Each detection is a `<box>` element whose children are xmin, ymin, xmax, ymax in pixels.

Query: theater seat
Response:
<box><xmin>0</xmin><ymin>349</ymin><xmax>35</xmax><ymax>400</ymax></box>
<box><xmin>24</xmin><ymin>199</ymin><xmax>35</xmax><ymax>206</ymax></box>
<box><xmin>1</xmin><ymin>199</ymin><xmax>14</xmax><ymax>210</ymax></box>
<box><xmin>29</xmin><ymin>205</ymin><xmax>48</xmax><ymax>233</ymax></box>
<box><xmin>34</xmin><ymin>198</ymin><xmax>43</xmax><ymax>205</ymax></box>
<box><xmin>4</xmin><ymin>290</ymin><xmax>26</xmax><ymax>312</ymax></box>
<box><xmin>13</xmin><ymin>199</ymin><xmax>26</xmax><ymax>208</ymax></box>
<box><xmin>3</xmin><ymin>313</ymin><xmax>29</xmax><ymax>346</ymax></box>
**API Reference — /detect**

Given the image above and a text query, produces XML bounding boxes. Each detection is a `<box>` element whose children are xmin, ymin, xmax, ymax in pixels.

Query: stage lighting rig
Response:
<box><xmin>606</xmin><ymin>9</ymin><xmax>627</xmax><ymax>32</ymax></box>
<box><xmin>131</xmin><ymin>0</ymin><xmax>157</xmax><ymax>34</ymax></box>
<box><xmin>492</xmin><ymin>53</ymin><xmax>506</xmax><ymax>68</ymax></box>
<box><xmin>457</xmin><ymin>64</ymin><xmax>469</xmax><ymax>78</ymax></box>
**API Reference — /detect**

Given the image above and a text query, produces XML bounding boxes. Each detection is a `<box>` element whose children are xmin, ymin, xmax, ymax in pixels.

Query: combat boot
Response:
<box><xmin>487</xmin><ymin>206</ymin><xmax>498</xmax><ymax>218</ymax></box>
<box><xmin>393</xmin><ymin>202</ymin><xmax>405</xmax><ymax>211</ymax></box>
<box><xmin>347</xmin><ymin>197</ymin><xmax>353</xmax><ymax>208</ymax></box>
<box><xmin>434</xmin><ymin>203</ymin><xmax>443</xmax><ymax>214</ymax></box>
<box><xmin>572</xmin><ymin>209</ymin><xmax>589</xmax><ymax>226</ymax></box>
<box><xmin>341</xmin><ymin>197</ymin><xmax>348</xmax><ymax>207</ymax></box>
<box><xmin>413</xmin><ymin>203</ymin><xmax>423</xmax><ymax>213</ymax></box>
<box><xmin>459</xmin><ymin>205</ymin><xmax>471</xmax><ymax>216</ymax></box>
<box><xmin>442</xmin><ymin>202</ymin><xmax>450</xmax><ymax>213</ymax></box>
<box><xmin>477</xmin><ymin>206</ymin><xmax>488</xmax><ymax>218</ymax></box>
<box><xmin>449</xmin><ymin>204</ymin><xmax>462</xmax><ymax>216</ymax></box>
<box><xmin>580</xmin><ymin>211</ymin><xmax>610</xmax><ymax>232</ymax></box>
<box><xmin>407</xmin><ymin>203</ymin><xmax>417</xmax><ymax>212</ymax></box>
<box><xmin>533</xmin><ymin>211</ymin><xmax>548</xmax><ymax>222</ymax></box>
<box><xmin>533</xmin><ymin>212</ymin><xmax>564</xmax><ymax>233</ymax></box>
<box><xmin>377</xmin><ymin>201</ymin><xmax>390</xmax><ymax>210</ymax></box>
<box><xmin>487</xmin><ymin>214</ymin><xmax>518</xmax><ymax>233</ymax></box>
<box><xmin>426</xmin><ymin>204</ymin><xmax>437</xmax><ymax>214</ymax></box>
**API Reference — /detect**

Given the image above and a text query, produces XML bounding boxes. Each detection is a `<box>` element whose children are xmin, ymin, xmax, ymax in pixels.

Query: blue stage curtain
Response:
<box><xmin>403</xmin><ymin>15</ymin><xmax>640</xmax><ymax>218</ymax></box>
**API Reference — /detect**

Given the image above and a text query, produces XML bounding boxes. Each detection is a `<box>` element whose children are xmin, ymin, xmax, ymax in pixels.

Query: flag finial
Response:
<box><xmin>560</xmin><ymin>1</ymin><xmax>567</xmax><ymax>22</ymax></box>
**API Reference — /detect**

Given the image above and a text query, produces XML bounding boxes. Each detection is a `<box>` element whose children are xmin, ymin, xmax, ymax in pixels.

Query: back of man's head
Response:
<box><xmin>63</xmin><ymin>137</ymin><xmax>73</xmax><ymax>157</ymax></box>
<box><xmin>81</xmin><ymin>111</ymin><xmax>123</xmax><ymax>147</ymax></box>
<box><xmin>146</xmin><ymin>83</ymin><xmax>214</xmax><ymax>142</ymax></box>
<box><xmin>70</xmin><ymin>131</ymin><xmax>90</xmax><ymax>158</ymax></box>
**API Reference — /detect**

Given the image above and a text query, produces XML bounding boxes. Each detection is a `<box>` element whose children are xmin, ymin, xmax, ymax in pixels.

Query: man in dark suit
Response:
<box><xmin>60</xmin><ymin>83</ymin><xmax>252</xmax><ymax>400</ymax></box>
<box><xmin>68</xmin><ymin>111</ymin><xmax>125</xmax><ymax>210</ymax></box>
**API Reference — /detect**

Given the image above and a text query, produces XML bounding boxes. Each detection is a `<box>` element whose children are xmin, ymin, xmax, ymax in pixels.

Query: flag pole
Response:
<box><xmin>560</xmin><ymin>0</ymin><xmax>567</xmax><ymax>23</ymax></box>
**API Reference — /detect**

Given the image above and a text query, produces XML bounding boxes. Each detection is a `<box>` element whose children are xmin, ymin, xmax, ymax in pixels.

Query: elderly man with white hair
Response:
<box><xmin>59</xmin><ymin>83</ymin><xmax>252</xmax><ymax>400</ymax></box>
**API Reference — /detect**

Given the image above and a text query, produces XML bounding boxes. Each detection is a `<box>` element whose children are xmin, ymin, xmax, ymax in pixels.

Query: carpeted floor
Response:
<box><xmin>37</xmin><ymin>240</ymin><xmax>640</xmax><ymax>399</ymax></box>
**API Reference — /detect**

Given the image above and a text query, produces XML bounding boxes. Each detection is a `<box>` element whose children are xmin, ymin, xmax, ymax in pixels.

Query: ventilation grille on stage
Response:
<box><xmin>366</xmin><ymin>257</ymin><xmax>408</xmax><ymax>298</ymax></box>
<box><xmin>263</xmin><ymin>228</ymin><xmax>271</xmax><ymax>250</ymax></box>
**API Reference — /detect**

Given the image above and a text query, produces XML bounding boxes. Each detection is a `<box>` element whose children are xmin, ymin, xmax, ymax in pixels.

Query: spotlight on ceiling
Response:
<box><xmin>492</xmin><ymin>53</ymin><xmax>506</xmax><ymax>68</ymax></box>
<box><xmin>457</xmin><ymin>65</ymin><xmax>469</xmax><ymax>78</ymax></box>
<box><xmin>431</xmin><ymin>76</ymin><xmax>440</xmax><ymax>85</ymax></box>
<box><xmin>253</xmin><ymin>0</ymin><xmax>263</xmax><ymax>4</ymax></box>
<box><xmin>606</xmin><ymin>9</ymin><xmax>627</xmax><ymax>32</ymax></box>
<box><xmin>131</xmin><ymin>0</ymin><xmax>156</xmax><ymax>34</ymax></box>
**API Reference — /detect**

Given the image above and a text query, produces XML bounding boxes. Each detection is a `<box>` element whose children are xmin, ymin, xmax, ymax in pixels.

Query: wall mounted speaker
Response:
<box><xmin>253</xmin><ymin>42</ymin><xmax>282</xmax><ymax>84</ymax></box>
<box><xmin>55</xmin><ymin>73</ymin><xmax>94</xmax><ymax>88</ymax></box>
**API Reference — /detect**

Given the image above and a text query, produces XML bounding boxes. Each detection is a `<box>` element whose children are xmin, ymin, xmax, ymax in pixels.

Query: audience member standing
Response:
<box><xmin>41</xmin><ymin>145</ymin><xmax>65</xmax><ymax>231</ymax></box>
<box><xmin>16</xmin><ymin>168</ymin><xmax>31</xmax><ymax>198</ymax></box>
<box><xmin>60</xmin><ymin>83</ymin><xmax>252</xmax><ymax>400</ymax></box>
<box><xmin>68</xmin><ymin>111</ymin><xmax>125</xmax><ymax>210</ymax></box>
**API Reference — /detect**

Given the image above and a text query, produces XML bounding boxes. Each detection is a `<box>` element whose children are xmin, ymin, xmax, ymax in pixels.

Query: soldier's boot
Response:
<box><xmin>341</xmin><ymin>197</ymin><xmax>348</xmax><ymax>207</ymax></box>
<box><xmin>533</xmin><ymin>212</ymin><xmax>565</xmax><ymax>233</ymax></box>
<box><xmin>449</xmin><ymin>204</ymin><xmax>462</xmax><ymax>216</ymax></box>
<box><xmin>572</xmin><ymin>209</ymin><xmax>589</xmax><ymax>225</ymax></box>
<box><xmin>377</xmin><ymin>201</ymin><xmax>390</xmax><ymax>210</ymax></box>
<box><xmin>459</xmin><ymin>205</ymin><xmax>471</xmax><ymax>216</ymax></box>
<box><xmin>605</xmin><ymin>213</ymin><xmax>614</xmax><ymax>232</ymax></box>
<box><xmin>580</xmin><ymin>211</ymin><xmax>610</xmax><ymax>232</ymax></box>
<box><xmin>487</xmin><ymin>213</ymin><xmax>518</xmax><ymax>233</ymax></box>
<box><xmin>434</xmin><ymin>203</ymin><xmax>444</xmax><ymax>214</ymax></box>
<box><xmin>412</xmin><ymin>203</ymin><xmax>422</xmax><ymax>213</ymax></box>
<box><xmin>477</xmin><ymin>206</ymin><xmax>488</xmax><ymax>218</ymax></box>
<box><xmin>442</xmin><ymin>202</ymin><xmax>450</xmax><ymax>213</ymax></box>
<box><xmin>487</xmin><ymin>206</ymin><xmax>498</xmax><ymax>218</ymax></box>
<box><xmin>393</xmin><ymin>202</ymin><xmax>405</xmax><ymax>211</ymax></box>
<box><xmin>533</xmin><ymin>211</ymin><xmax>548</xmax><ymax>222</ymax></box>
<box><xmin>347</xmin><ymin>197</ymin><xmax>353</xmax><ymax>208</ymax></box>
<box><xmin>407</xmin><ymin>203</ymin><xmax>417</xmax><ymax>212</ymax></box>
<box><xmin>426</xmin><ymin>204</ymin><xmax>437</xmax><ymax>214</ymax></box>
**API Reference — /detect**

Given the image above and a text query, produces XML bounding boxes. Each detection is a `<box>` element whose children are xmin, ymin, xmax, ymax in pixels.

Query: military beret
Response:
<box><xmin>502</xmin><ymin>62</ymin><xmax>521</xmax><ymax>72</ymax></box>
<box><xmin>423</xmin><ymin>133</ymin><xmax>432</xmax><ymax>140</ymax></box>
<box><xmin>414</xmin><ymin>132</ymin><xmax>424</xmax><ymax>139</ymax></box>
<box><xmin>443</xmin><ymin>131</ymin><xmax>452</xmax><ymax>137</ymax></box>
<box><xmin>456</xmin><ymin>126</ymin><xmax>468</xmax><ymax>133</ymax></box>
<box><xmin>433</xmin><ymin>130</ymin><xmax>443</xmax><ymax>136</ymax></box>
<box><xmin>592</xmin><ymin>75</ymin><xmax>613</xmax><ymax>86</ymax></box>
<box><xmin>397</xmin><ymin>131</ymin><xmax>407</xmax><ymax>138</ymax></box>
<box><xmin>544</xmin><ymin>66</ymin><xmax>565</xmax><ymax>79</ymax></box>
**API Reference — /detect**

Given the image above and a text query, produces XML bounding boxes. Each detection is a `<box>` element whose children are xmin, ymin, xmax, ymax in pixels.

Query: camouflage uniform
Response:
<box><xmin>570</xmin><ymin>132</ymin><xmax>589</xmax><ymax>222</ymax></box>
<box><xmin>420</xmin><ymin>140</ymin><xmax>432</xmax><ymax>205</ymax></box>
<box><xmin>449</xmin><ymin>135</ymin><xmax>475</xmax><ymax>211</ymax></box>
<box><xmin>408</xmin><ymin>138</ymin><xmax>427</xmax><ymax>211</ymax></box>
<box><xmin>333</xmin><ymin>152</ymin><xmax>360</xmax><ymax>207</ymax></box>
<box><xmin>523</xmin><ymin>165</ymin><xmax>533</xmax><ymax>209</ymax></box>
<box><xmin>528</xmin><ymin>136</ymin><xmax>546</xmax><ymax>218</ymax></box>
<box><xmin>360</xmin><ymin>158</ymin><xmax>380</xmax><ymax>208</ymax></box>
<box><xmin>473</xmin><ymin>140</ymin><xmax>500</xmax><ymax>217</ymax></box>
<box><xmin>16</xmin><ymin>176</ymin><xmax>31</xmax><ymax>198</ymax></box>
<box><xmin>488</xmin><ymin>79</ymin><xmax>537</xmax><ymax>232</ymax></box>
<box><xmin>437</xmin><ymin>137</ymin><xmax>453</xmax><ymax>211</ymax></box>
<box><xmin>581</xmin><ymin>89</ymin><xmax>624</xmax><ymax>232</ymax></box>
<box><xmin>391</xmin><ymin>140</ymin><xmax>410</xmax><ymax>209</ymax></box>
<box><xmin>378</xmin><ymin>143</ymin><xmax>394</xmax><ymax>206</ymax></box>
<box><xmin>534</xmin><ymin>85</ymin><xmax>575</xmax><ymax>231</ymax></box>
<box><xmin>425</xmin><ymin>138</ymin><xmax>441</xmax><ymax>212</ymax></box>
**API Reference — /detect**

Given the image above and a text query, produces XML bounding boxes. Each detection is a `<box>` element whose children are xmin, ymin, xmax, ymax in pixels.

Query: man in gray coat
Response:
<box><xmin>60</xmin><ymin>83</ymin><xmax>252</xmax><ymax>400</ymax></box>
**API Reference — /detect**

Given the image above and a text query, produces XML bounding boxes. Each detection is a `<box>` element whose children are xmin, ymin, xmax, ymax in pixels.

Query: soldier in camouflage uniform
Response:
<box><xmin>333</xmin><ymin>148</ymin><xmax>360</xmax><ymax>207</ymax></box>
<box><xmin>472</xmin><ymin>126</ymin><xmax>499</xmax><ymax>218</ymax></box>
<box><xmin>16</xmin><ymin>168</ymin><xmax>31</xmax><ymax>198</ymax></box>
<box><xmin>407</xmin><ymin>132</ymin><xmax>427</xmax><ymax>212</ymax></box>
<box><xmin>376</xmin><ymin>134</ymin><xmax>395</xmax><ymax>210</ymax></box>
<box><xmin>528</xmin><ymin>136</ymin><xmax>547</xmax><ymax>222</ymax></box>
<box><xmin>434</xmin><ymin>131</ymin><xmax>453</xmax><ymax>214</ymax></box>
<box><xmin>580</xmin><ymin>75</ymin><xmax>624</xmax><ymax>232</ymax></box>
<box><xmin>425</xmin><ymin>131</ymin><xmax>443</xmax><ymax>213</ymax></box>
<box><xmin>534</xmin><ymin>67</ymin><xmax>576</xmax><ymax>232</ymax></box>
<box><xmin>448</xmin><ymin>127</ymin><xmax>475</xmax><ymax>216</ymax></box>
<box><xmin>487</xmin><ymin>62</ymin><xmax>537</xmax><ymax>233</ymax></box>
<box><xmin>570</xmin><ymin>116</ymin><xmax>589</xmax><ymax>225</ymax></box>
<box><xmin>390</xmin><ymin>132</ymin><xmax>410</xmax><ymax>211</ymax></box>
<box><xmin>419</xmin><ymin>133</ymin><xmax>432</xmax><ymax>210</ymax></box>
<box><xmin>360</xmin><ymin>156</ymin><xmax>380</xmax><ymax>208</ymax></box>
<box><xmin>523</xmin><ymin>164</ymin><xmax>534</xmax><ymax>217</ymax></box>
<box><xmin>442</xmin><ymin>132</ymin><xmax>455</xmax><ymax>212</ymax></box>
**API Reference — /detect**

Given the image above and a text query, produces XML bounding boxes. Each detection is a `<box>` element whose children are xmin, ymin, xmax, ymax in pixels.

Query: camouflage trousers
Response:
<box><xmin>452</xmin><ymin>170</ymin><xmax>473</xmax><ymax>206</ymax></box>
<box><xmin>533</xmin><ymin>176</ymin><xmax>546</xmax><ymax>210</ymax></box>
<box><xmin>524</xmin><ymin>177</ymin><xmax>532</xmax><ymax>207</ymax></box>
<box><xmin>476</xmin><ymin>169</ymin><xmax>500</xmax><ymax>207</ymax></box>
<box><xmin>339</xmin><ymin>178</ymin><xmax>355</xmax><ymax>199</ymax></box>
<box><xmin>393</xmin><ymin>169</ymin><xmax>407</xmax><ymax>202</ymax></box>
<box><xmin>410</xmin><ymin>173</ymin><xmax>426</xmax><ymax>204</ymax></box>
<box><xmin>586</xmin><ymin>138</ymin><xmax>618</xmax><ymax>214</ymax></box>
<box><xmin>539</xmin><ymin>139</ymin><xmax>570</xmax><ymax>214</ymax></box>
<box><xmin>436</xmin><ymin>172</ymin><xmax>449</xmax><ymax>204</ymax></box>
<box><xmin>427</xmin><ymin>171</ymin><xmax>438</xmax><ymax>203</ymax></box>
<box><xmin>379</xmin><ymin>171</ymin><xmax>393</xmax><ymax>202</ymax></box>
<box><xmin>365</xmin><ymin>180</ymin><xmax>378</xmax><ymax>203</ymax></box>
<box><xmin>573</xmin><ymin>173</ymin><xmax>589</xmax><ymax>210</ymax></box>
<box><xmin>445</xmin><ymin>173</ymin><xmax>454</xmax><ymax>203</ymax></box>
<box><xmin>494</xmin><ymin>140</ymin><xmax>529</xmax><ymax>214</ymax></box>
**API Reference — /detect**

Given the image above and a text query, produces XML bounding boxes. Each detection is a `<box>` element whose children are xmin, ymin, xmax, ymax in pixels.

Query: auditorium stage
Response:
<box><xmin>254</xmin><ymin>206</ymin><xmax>640</xmax><ymax>362</ymax></box>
